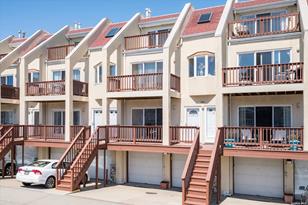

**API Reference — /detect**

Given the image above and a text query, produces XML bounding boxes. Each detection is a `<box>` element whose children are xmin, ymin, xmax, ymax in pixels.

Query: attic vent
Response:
<box><xmin>198</xmin><ymin>12</ymin><xmax>212</xmax><ymax>24</ymax></box>
<box><xmin>105</xmin><ymin>27</ymin><xmax>121</xmax><ymax>38</ymax></box>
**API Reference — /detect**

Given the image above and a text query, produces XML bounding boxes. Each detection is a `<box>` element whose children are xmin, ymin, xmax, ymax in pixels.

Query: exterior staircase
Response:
<box><xmin>0</xmin><ymin>126</ymin><xmax>16</xmax><ymax>159</ymax></box>
<box><xmin>56</xmin><ymin>126</ymin><xmax>106</xmax><ymax>191</ymax></box>
<box><xmin>182</xmin><ymin>129</ymin><xmax>223</xmax><ymax>205</ymax></box>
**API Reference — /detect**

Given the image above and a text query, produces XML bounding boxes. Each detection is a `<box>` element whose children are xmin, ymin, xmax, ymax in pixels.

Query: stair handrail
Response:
<box><xmin>70</xmin><ymin>126</ymin><xmax>96</xmax><ymax>190</ymax></box>
<box><xmin>181</xmin><ymin>128</ymin><xmax>200</xmax><ymax>204</ymax></box>
<box><xmin>55</xmin><ymin>127</ymin><xmax>85</xmax><ymax>184</ymax></box>
<box><xmin>205</xmin><ymin>128</ymin><xmax>224</xmax><ymax>204</ymax></box>
<box><xmin>0</xmin><ymin>126</ymin><xmax>14</xmax><ymax>158</ymax></box>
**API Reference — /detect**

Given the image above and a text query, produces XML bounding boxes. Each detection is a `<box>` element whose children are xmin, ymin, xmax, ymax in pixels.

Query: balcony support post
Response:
<box><xmin>304</xmin><ymin>30</ymin><xmax>308</xmax><ymax>151</ymax></box>
<box><xmin>19</xmin><ymin>58</ymin><xmax>28</xmax><ymax>124</ymax></box>
<box><xmin>64</xmin><ymin>60</ymin><xmax>73</xmax><ymax>142</ymax></box>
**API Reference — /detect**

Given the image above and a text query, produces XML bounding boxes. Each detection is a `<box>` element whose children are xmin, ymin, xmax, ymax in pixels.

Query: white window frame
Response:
<box><xmin>131</xmin><ymin>60</ymin><xmax>163</xmax><ymax>74</ymax></box>
<box><xmin>52</xmin><ymin>70</ymin><xmax>65</xmax><ymax>81</ymax></box>
<box><xmin>95</xmin><ymin>64</ymin><xmax>103</xmax><ymax>84</ymax></box>
<box><xmin>28</xmin><ymin>71</ymin><xmax>40</xmax><ymax>82</ymax></box>
<box><xmin>188</xmin><ymin>55</ymin><xmax>215</xmax><ymax>77</ymax></box>
<box><xmin>1</xmin><ymin>74</ymin><xmax>14</xmax><ymax>86</ymax></box>
<box><xmin>131</xmin><ymin>107</ymin><xmax>162</xmax><ymax>125</ymax></box>
<box><xmin>73</xmin><ymin>68</ymin><xmax>81</xmax><ymax>81</ymax></box>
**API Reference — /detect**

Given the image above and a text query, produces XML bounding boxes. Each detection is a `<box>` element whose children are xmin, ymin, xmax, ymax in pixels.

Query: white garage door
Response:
<box><xmin>128</xmin><ymin>152</ymin><xmax>163</xmax><ymax>185</ymax></box>
<box><xmin>172</xmin><ymin>154</ymin><xmax>187</xmax><ymax>188</ymax></box>
<box><xmin>234</xmin><ymin>157</ymin><xmax>283</xmax><ymax>198</ymax></box>
<box><xmin>50</xmin><ymin>148</ymin><xmax>65</xmax><ymax>159</ymax></box>
<box><xmin>295</xmin><ymin>160</ymin><xmax>308</xmax><ymax>198</ymax></box>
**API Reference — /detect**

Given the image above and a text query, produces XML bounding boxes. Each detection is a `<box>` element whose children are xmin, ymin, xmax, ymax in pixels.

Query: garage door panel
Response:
<box><xmin>50</xmin><ymin>148</ymin><xmax>65</xmax><ymax>159</ymax></box>
<box><xmin>234</xmin><ymin>158</ymin><xmax>283</xmax><ymax>198</ymax></box>
<box><xmin>129</xmin><ymin>152</ymin><xmax>163</xmax><ymax>185</ymax></box>
<box><xmin>172</xmin><ymin>154</ymin><xmax>187</xmax><ymax>188</ymax></box>
<box><xmin>295</xmin><ymin>160</ymin><xmax>308</xmax><ymax>197</ymax></box>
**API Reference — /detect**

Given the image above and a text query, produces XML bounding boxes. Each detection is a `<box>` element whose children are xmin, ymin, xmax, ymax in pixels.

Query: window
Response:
<box><xmin>189</xmin><ymin>55</ymin><xmax>215</xmax><ymax>77</ymax></box>
<box><xmin>28</xmin><ymin>72</ymin><xmax>40</xmax><ymax>82</ymax></box>
<box><xmin>274</xmin><ymin>107</ymin><xmax>291</xmax><ymax>127</ymax></box>
<box><xmin>109</xmin><ymin>64</ymin><xmax>117</xmax><ymax>76</ymax></box>
<box><xmin>73</xmin><ymin>111</ymin><xmax>81</xmax><ymax>125</ymax></box>
<box><xmin>1</xmin><ymin>75</ymin><xmax>14</xmax><ymax>86</ymax></box>
<box><xmin>73</xmin><ymin>69</ymin><xmax>80</xmax><ymax>81</ymax></box>
<box><xmin>52</xmin><ymin>71</ymin><xmax>65</xmax><ymax>81</ymax></box>
<box><xmin>105</xmin><ymin>27</ymin><xmax>121</xmax><ymax>38</ymax></box>
<box><xmin>132</xmin><ymin>108</ymin><xmax>162</xmax><ymax>125</ymax></box>
<box><xmin>1</xmin><ymin>111</ymin><xmax>15</xmax><ymax>124</ymax></box>
<box><xmin>198</xmin><ymin>13</ymin><xmax>212</xmax><ymax>24</ymax></box>
<box><xmin>132</xmin><ymin>61</ymin><xmax>162</xmax><ymax>74</ymax></box>
<box><xmin>95</xmin><ymin>65</ymin><xmax>103</xmax><ymax>84</ymax></box>
<box><xmin>53</xmin><ymin>111</ymin><xmax>65</xmax><ymax>125</ymax></box>
<box><xmin>239</xmin><ymin>107</ymin><xmax>255</xmax><ymax>126</ymax></box>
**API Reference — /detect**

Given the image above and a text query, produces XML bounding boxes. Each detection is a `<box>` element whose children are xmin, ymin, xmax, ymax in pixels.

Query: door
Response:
<box><xmin>109</xmin><ymin>108</ymin><xmax>117</xmax><ymax>125</ymax></box>
<box><xmin>256</xmin><ymin>107</ymin><xmax>272</xmax><ymax>127</ymax></box>
<box><xmin>53</xmin><ymin>111</ymin><xmax>65</xmax><ymax>136</ymax></box>
<box><xmin>28</xmin><ymin>109</ymin><xmax>39</xmax><ymax>125</ymax></box>
<box><xmin>256</xmin><ymin>51</ymin><xmax>272</xmax><ymax>82</ymax></box>
<box><xmin>256</xmin><ymin>13</ymin><xmax>271</xmax><ymax>33</ymax></box>
<box><xmin>93</xmin><ymin>109</ymin><xmax>103</xmax><ymax>131</ymax></box>
<box><xmin>186</xmin><ymin>108</ymin><xmax>200</xmax><ymax>127</ymax></box>
<box><xmin>234</xmin><ymin>157</ymin><xmax>283</xmax><ymax>198</ymax></box>
<box><xmin>295</xmin><ymin>160</ymin><xmax>308</xmax><ymax>200</ymax></box>
<box><xmin>205</xmin><ymin>107</ymin><xmax>216</xmax><ymax>143</ymax></box>
<box><xmin>172</xmin><ymin>154</ymin><xmax>187</xmax><ymax>188</ymax></box>
<box><xmin>128</xmin><ymin>152</ymin><xmax>163</xmax><ymax>185</ymax></box>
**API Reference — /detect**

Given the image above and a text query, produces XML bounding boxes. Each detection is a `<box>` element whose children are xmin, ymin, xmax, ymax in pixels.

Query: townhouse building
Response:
<box><xmin>0</xmin><ymin>0</ymin><xmax>308</xmax><ymax>204</ymax></box>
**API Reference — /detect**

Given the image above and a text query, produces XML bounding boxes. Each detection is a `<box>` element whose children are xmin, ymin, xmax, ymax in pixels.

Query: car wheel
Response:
<box><xmin>22</xmin><ymin>182</ymin><xmax>31</xmax><ymax>187</ymax></box>
<box><xmin>5</xmin><ymin>164</ymin><xmax>15</xmax><ymax>176</ymax></box>
<box><xmin>45</xmin><ymin>176</ymin><xmax>55</xmax><ymax>188</ymax></box>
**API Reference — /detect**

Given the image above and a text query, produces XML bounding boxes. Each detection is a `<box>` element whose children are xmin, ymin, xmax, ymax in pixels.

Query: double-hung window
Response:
<box><xmin>1</xmin><ymin>75</ymin><xmax>14</xmax><ymax>86</ymax></box>
<box><xmin>132</xmin><ymin>61</ymin><xmax>163</xmax><ymax>74</ymax></box>
<box><xmin>28</xmin><ymin>72</ymin><xmax>40</xmax><ymax>82</ymax></box>
<box><xmin>53</xmin><ymin>70</ymin><xmax>65</xmax><ymax>81</ymax></box>
<box><xmin>73</xmin><ymin>69</ymin><xmax>80</xmax><ymax>81</ymax></box>
<box><xmin>189</xmin><ymin>54</ymin><xmax>215</xmax><ymax>77</ymax></box>
<box><xmin>95</xmin><ymin>65</ymin><xmax>103</xmax><ymax>84</ymax></box>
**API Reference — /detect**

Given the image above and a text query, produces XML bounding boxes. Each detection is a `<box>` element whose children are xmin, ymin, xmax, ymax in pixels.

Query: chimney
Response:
<box><xmin>74</xmin><ymin>22</ymin><xmax>78</xmax><ymax>29</ymax></box>
<box><xmin>145</xmin><ymin>8</ymin><xmax>152</xmax><ymax>18</ymax></box>
<box><xmin>18</xmin><ymin>30</ymin><xmax>22</xmax><ymax>38</ymax></box>
<box><xmin>22</xmin><ymin>32</ymin><xmax>26</xmax><ymax>38</ymax></box>
<box><xmin>77</xmin><ymin>22</ymin><xmax>81</xmax><ymax>29</ymax></box>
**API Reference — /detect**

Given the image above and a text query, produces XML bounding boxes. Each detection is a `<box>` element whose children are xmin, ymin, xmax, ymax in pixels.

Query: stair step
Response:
<box><xmin>191</xmin><ymin>175</ymin><xmax>206</xmax><ymax>180</ymax></box>
<box><xmin>187</xmin><ymin>193</ymin><xmax>206</xmax><ymax>200</ymax></box>
<box><xmin>188</xmin><ymin>186</ymin><xmax>207</xmax><ymax>192</ymax></box>
<box><xmin>196</xmin><ymin>157</ymin><xmax>210</xmax><ymax>162</ymax></box>
<box><xmin>197</xmin><ymin>153</ymin><xmax>212</xmax><ymax>157</ymax></box>
<box><xmin>192</xmin><ymin>172</ymin><xmax>207</xmax><ymax>178</ymax></box>
<box><xmin>187</xmin><ymin>189</ymin><xmax>207</xmax><ymax>196</ymax></box>
<box><xmin>185</xmin><ymin>197</ymin><xmax>207</xmax><ymax>205</ymax></box>
<box><xmin>190</xmin><ymin>181</ymin><xmax>207</xmax><ymax>186</ymax></box>
<box><xmin>198</xmin><ymin>149</ymin><xmax>212</xmax><ymax>155</ymax></box>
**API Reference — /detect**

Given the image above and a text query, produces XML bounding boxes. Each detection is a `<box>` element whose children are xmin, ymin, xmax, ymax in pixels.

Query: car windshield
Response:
<box><xmin>28</xmin><ymin>161</ymin><xmax>50</xmax><ymax>167</ymax></box>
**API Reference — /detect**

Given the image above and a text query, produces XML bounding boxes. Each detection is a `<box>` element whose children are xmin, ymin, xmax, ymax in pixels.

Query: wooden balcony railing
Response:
<box><xmin>47</xmin><ymin>44</ymin><xmax>75</xmax><ymax>61</ymax></box>
<box><xmin>223</xmin><ymin>127</ymin><xmax>304</xmax><ymax>150</ymax></box>
<box><xmin>107</xmin><ymin>125</ymin><xmax>162</xmax><ymax>144</ymax></box>
<box><xmin>107</xmin><ymin>73</ymin><xmax>163</xmax><ymax>92</ymax></box>
<box><xmin>26</xmin><ymin>80</ymin><xmax>88</xmax><ymax>96</ymax></box>
<box><xmin>1</xmin><ymin>85</ymin><xmax>19</xmax><ymax>99</ymax></box>
<box><xmin>170</xmin><ymin>126</ymin><xmax>199</xmax><ymax>144</ymax></box>
<box><xmin>24</xmin><ymin>125</ymin><xmax>65</xmax><ymax>141</ymax></box>
<box><xmin>170</xmin><ymin>74</ymin><xmax>180</xmax><ymax>92</ymax></box>
<box><xmin>125</xmin><ymin>31</ymin><xmax>169</xmax><ymax>50</ymax></box>
<box><xmin>73</xmin><ymin>80</ymin><xmax>88</xmax><ymax>97</ymax></box>
<box><xmin>228</xmin><ymin>13</ymin><xmax>300</xmax><ymax>39</ymax></box>
<box><xmin>222</xmin><ymin>62</ymin><xmax>303</xmax><ymax>87</ymax></box>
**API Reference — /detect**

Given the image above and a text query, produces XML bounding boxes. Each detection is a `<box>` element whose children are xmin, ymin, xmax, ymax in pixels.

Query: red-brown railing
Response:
<box><xmin>0</xmin><ymin>126</ymin><xmax>15</xmax><ymax>159</ymax></box>
<box><xmin>107</xmin><ymin>125</ymin><xmax>162</xmax><ymax>143</ymax></box>
<box><xmin>223</xmin><ymin>127</ymin><xmax>304</xmax><ymax>150</ymax></box>
<box><xmin>55</xmin><ymin>127</ymin><xmax>89</xmax><ymax>188</ymax></box>
<box><xmin>125</xmin><ymin>31</ymin><xmax>169</xmax><ymax>50</ymax></box>
<box><xmin>205</xmin><ymin>128</ymin><xmax>224</xmax><ymax>204</ymax></box>
<box><xmin>26</xmin><ymin>80</ymin><xmax>65</xmax><ymax>96</ymax></box>
<box><xmin>170</xmin><ymin>126</ymin><xmax>199</xmax><ymax>144</ymax></box>
<box><xmin>24</xmin><ymin>125</ymin><xmax>65</xmax><ymax>141</ymax></box>
<box><xmin>228</xmin><ymin>13</ymin><xmax>300</xmax><ymax>39</ymax></box>
<box><xmin>170</xmin><ymin>74</ymin><xmax>180</xmax><ymax>92</ymax></box>
<box><xmin>181</xmin><ymin>130</ymin><xmax>200</xmax><ymax>204</ymax></box>
<box><xmin>73</xmin><ymin>80</ymin><xmax>88</xmax><ymax>97</ymax></box>
<box><xmin>1</xmin><ymin>85</ymin><xmax>19</xmax><ymax>99</ymax></box>
<box><xmin>107</xmin><ymin>73</ymin><xmax>163</xmax><ymax>92</ymax></box>
<box><xmin>47</xmin><ymin>45</ymin><xmax>75</xmax><ymax>61</ymax></box>
<box><xmin>223</xmin><ymin>62</ymin><xmax>303</xmax><ymax>87</ymax></box>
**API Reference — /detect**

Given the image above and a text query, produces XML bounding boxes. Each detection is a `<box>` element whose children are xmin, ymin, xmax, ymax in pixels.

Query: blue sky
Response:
<box><xmin>0</xmin><ymin>0</ymin><xmax>226</xmax><ymax>39</ymax></box>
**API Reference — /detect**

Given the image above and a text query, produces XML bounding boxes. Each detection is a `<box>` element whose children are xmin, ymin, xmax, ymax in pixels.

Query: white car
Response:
<box><xmin>16</xmin><ymin>159</ymin><xmax>90</xmax><ymax>188</ymax></box>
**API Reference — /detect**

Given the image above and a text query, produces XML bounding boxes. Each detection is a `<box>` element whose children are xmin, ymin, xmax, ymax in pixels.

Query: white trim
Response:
<box><xmin>130</xmin><ymin>60</ymin><xmax>163</xmax><ymax>75</ymax></box>
<box><xmin>184</xmin><ymin>107</ymin><xmax>201</xmax><ymax>127</ymax></box>
<box><xmin>131</xmin><ymin>107</ymin><xmax>162</xmax><ymax>125</ymax></box>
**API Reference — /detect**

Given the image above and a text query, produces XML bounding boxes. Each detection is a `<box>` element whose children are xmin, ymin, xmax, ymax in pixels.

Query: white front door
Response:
<box><xmin>109</xmin><ymin>108</ymin><xmax>117</xmax><ymax>125</ymax></box>
<box><xmin>186</xmin><ymin>108</ymin><xmax>200</xmax><ymax>127</ymax></box>
<box><xmin>28</xmin><ymin>109</ymin><xmax>39</xmax><ymax>125</ymax></box>
<box><xmin>93</xmin><ymin>109</ymin><xmax>103</xmax><ymax>130</ymax></box>
<box><xmin>205</xmin><ymin>107</ymin><xmax>216</xmax><ymax>143</ymax></box>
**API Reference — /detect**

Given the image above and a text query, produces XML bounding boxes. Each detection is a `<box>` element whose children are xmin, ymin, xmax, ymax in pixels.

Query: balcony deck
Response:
<box><xmin>228</xmin><ymin>13</ymin><xmax>300</xmax><ymax>39</ymax></box>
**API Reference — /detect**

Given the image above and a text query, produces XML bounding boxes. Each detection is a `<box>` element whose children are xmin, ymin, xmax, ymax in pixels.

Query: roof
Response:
<box><xmin>182</xmin><ymin>6</ymin><xmax>224</xmax><ymax>37</ymax></box>
<box><xmin>234</xmin><ymin>0</ymin><xmax>284</xmax><ymax>9</ymax></box>
<box><xmin>67</xmin><ymin>27</ymin><xmax>93</xmax><ymax>35</ymax></box>
<box><xmin>90</xmin><ymin>22</ymin><xmax>126</xmax><ymax>48</ymax></box>
<box><xmin>139</xmin><ymin>13</ymin><xmax>179</xmax><ymax>23</ymax></box>
<box><xmin>21</xmin><ymin>31</ymin><xmax>51</xmax><ymax>55</ymax></box>
<box><xmin>9</xmin><ymin>37</ymin><xmax>27</xmax><ymax>44</ymax></box>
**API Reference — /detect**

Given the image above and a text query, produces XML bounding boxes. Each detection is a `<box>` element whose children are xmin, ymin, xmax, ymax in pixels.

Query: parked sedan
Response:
<box><xmin>16</xmin><ymin>160</ymin><xmax>90</xmax><ymax>188</ymax></box>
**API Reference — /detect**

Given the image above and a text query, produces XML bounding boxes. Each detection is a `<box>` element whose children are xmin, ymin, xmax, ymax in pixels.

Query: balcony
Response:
<box><xmin>26</xmin><ymin>80</ymin><xmax>88</xmax><ymax>97</ymax></box>
<box><xmin>1</xmin><ymin>85</ymin><xmax>19</xmax><ymax>99</ymax></box>
<box><xmin>124</xmin><ymin>31</ymin><xmax>169</xmax><ymax>50</ymax></box>
<box><xmin>228</xmin><ymin>13</ymin><xmax>300</xmax><ymax>39</ymax></box>
<box><xmin>222</xmin><ymin>62</ymin><xmax>303</xmax><ymax>87</ymax></box>
<box><xmin>47</xmin><ymin>44</ymin><xmax>75</xmax><ymax>61</ymax></box>
<box><xmin>223</xmin><ymin>127</ymin><xmax>303</xmax><ymax>151</ymax></box>
<box><xmin>107</xmin><ymin>73</ymin><xmax>180</xmax><ymax>92</ymax></box>
<box><xmin>103</xmin><ymin>125</ymin><xmax>198</xmax><ymax>145</ymax></box>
